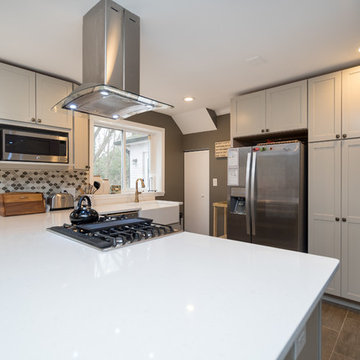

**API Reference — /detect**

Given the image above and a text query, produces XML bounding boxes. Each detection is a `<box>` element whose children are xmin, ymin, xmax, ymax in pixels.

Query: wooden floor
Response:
<box><xmin>322</xmin><ymin>301</ymin><xmax>360</xmax><ymax>360</ymax></box>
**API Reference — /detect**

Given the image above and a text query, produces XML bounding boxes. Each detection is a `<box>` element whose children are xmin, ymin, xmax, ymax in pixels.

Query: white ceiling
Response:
<box><xmin>0</xmin><ymin>0</ymin><xmax>359</xmax><ymax>117</ymax></box>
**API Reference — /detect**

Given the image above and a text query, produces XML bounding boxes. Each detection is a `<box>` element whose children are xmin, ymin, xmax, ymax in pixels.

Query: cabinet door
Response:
<box><xmin>36</xmin><ymin>74</ymin><xmax>72</xmax><ymax>129</ymax></box>
<box><xmin>341</xmin><ymin>139</ymin><xmax>360</xmax><ymax>301</ymax></box>
<box><xmin>266</xmin><ymin>80</ymin><xmax>307</xmax><ymax>133</ymax></box>
<box><xmin>73</xmin><ymin>112</ymin><xmax>89</xmax><ymax>170</ymax></box>
<box><xmin>308</xmin><ymin>141</ymin><xmax>341</xmax><ymax>296</ymax></box>
<box><xmin>342</xmin><ymin>66</ymin><xmax>360</xmax><ymax>139</ymax></box>
<box><xmin>0</xmin><ymin>63</ymin><xmax>35</xmax><ymax>123</ymax></box>
<box><xmin>308</xmin><ymin>72</ymin><xmax>341</xmax><ymax>142</ymax></box>
<box><xmin>231</xmin><ymin>91</ymin><xmax>265</xmax><ymax>137</ymax></box>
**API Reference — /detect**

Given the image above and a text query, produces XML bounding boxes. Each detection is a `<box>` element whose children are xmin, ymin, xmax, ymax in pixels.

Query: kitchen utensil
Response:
<box><xmin>69</xmin><ymin>195</ymin><xmax>99</xmax><ymax>225</ymax></box>
<box><xmin>93</xmin><ymin>176</ymin><xmax>104</xmax><ymax>194</ymax></box>
<box><xmin>93</xmin><ymin>181</ymin><xmax>101</xmax><ymax>194</ymax></box>
<box><xmin>47</xmin><ymin>192</ymin><xmax>74</xmax><ymax>211</ymax></box>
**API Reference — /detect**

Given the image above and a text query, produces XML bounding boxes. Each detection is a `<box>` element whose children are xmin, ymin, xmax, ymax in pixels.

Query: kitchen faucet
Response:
<box><xmin>135</xmin><ymin>178</ymin><xmax>145</xmax><ymax>202</ymax></box>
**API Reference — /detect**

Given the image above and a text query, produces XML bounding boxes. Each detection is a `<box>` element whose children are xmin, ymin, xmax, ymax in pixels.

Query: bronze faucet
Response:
<box><xmin>135</xmin><ymin>178</ymin><xmax>145</xmax><ymax>202</ymax></box>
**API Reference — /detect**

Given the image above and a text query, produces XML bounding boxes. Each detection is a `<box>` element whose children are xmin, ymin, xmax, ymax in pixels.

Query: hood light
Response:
<box><xmin>184</xmin><ymin>97</ymin><xmax>194</xmax><ymax>102</ymax></box>
<box><xmin>112</xmin><ymin>114</ymin><xmax>119</xmax><ymax>119</ymax></box>
<box><xmin>69</xmin><ymin>104</ymin><xmax>77</xmax><ymax>110</ymax></box>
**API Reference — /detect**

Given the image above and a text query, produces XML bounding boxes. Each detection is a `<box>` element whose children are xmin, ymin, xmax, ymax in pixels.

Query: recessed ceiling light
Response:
<box><xmin>358</xmin><ymin>47</ymin><xmax>360</xmax><ymax>53</ymax></box>
<box><xmin>69</xmin><ymin>104</ymin><xmax>77</xmax><ymax>110</ymax></box>
<box><xmin>184</xmin><ymin>96</ymin><xmax>194</xmax><ymax>102</ymax></box>
<box><xmin>112</xmin><ymin>114</ymin><xmax>119</xmax><ymax>119</ymax></box>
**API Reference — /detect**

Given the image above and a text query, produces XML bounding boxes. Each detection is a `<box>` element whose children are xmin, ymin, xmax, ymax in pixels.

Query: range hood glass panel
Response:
<box><xmin>52</xmin><ymin>85</ymin><xmax>173</xmax><ymax>119</ymax></box>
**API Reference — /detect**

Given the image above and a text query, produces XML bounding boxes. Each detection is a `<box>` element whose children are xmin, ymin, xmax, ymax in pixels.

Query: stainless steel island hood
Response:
<box><xmin>53</xmin><ymin>0</ymin><xmax>173</xmax><ymax>119</ymax></box>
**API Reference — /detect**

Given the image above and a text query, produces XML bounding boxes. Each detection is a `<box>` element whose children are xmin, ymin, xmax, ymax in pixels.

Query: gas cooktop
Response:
<box><xmin>47</xmin><ymin>215</ymin><xmax>176</xmax><ymax>251</ymax></box>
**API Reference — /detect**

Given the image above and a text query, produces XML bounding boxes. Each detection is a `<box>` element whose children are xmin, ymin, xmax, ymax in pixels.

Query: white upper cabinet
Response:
<box><xmin>36</xmin><ymin>74</ymin><xmax>72</xmax><ymax>129</ymax></box>
<box><xmin>308</xmin><ymin>141</ymin><xmax>341</xmax><ymax>296</ymax></box>
<box><xmin>266</xmin><ymin>80</ymin><xmax>307</xmax><ymax>133</ymax></box>
<box><xmin>342</xmin><ymin>66</ymin><xmax>360</xmax><ymax>139</ymax></box>
<box><xmin>308</xmin><ymin>72</ymin><xmax>341</xmax><ymax>142</ymax></box>
<box><xmin>230</xmin><ymin>80</ymin><xmax>307</xmax><ymax>138</ymax></box>
<box><xmin>341</xmin><ymin>138</ymin><xmax>360</xmax><ymax>301</ymax></box>
<box><xmin>231</xmin><ymin>91</ymin><xmax>265</xmax><ymax>138</ymax></box>
<box><xmin>0</xmin><ymin>63</ymin><xmax>35</xmax><ymax>123</ymax></box>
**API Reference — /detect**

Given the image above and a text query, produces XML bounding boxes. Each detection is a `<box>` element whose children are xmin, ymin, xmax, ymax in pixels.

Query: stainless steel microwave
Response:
<box><xmin>1</xmin><ymin>127</ymin><xmax>69</xmax><ymax>163</ymax></box>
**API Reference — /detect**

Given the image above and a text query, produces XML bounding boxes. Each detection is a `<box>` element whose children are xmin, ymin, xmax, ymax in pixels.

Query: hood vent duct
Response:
<box><xmin>53</xmin><ymin>0</ymin><xmax>173</xmax><ymax>119</ymax></box>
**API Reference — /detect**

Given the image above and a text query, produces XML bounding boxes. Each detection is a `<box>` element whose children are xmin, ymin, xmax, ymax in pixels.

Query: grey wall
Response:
<box><xmin>183</xmin><ymin>114</ymin><xmax>230</xmax><ymax>235</ymax></box>
<box><xmin>129</xmin><ymin>111</ymin><xmax>184</xmax><ymax>203</ymax></box>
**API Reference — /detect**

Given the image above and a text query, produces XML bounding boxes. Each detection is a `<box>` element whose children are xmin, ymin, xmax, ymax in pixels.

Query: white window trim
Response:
<box><xmin>89</xmin><ymin>115</ymin><xmax>165</xmax><ymax>196</ymax></box>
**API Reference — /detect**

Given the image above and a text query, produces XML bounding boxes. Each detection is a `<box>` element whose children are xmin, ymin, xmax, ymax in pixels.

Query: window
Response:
<box><xmin>125</xmin><ymin>131</ymin><xmax>150</xmax><ymax>189</ymax></box>
<box><xmin>90</xmin><ymin>116</ymin><xmax>164</xmax><ymax>194</ymax></box>
<box><xmin>93</xmin><ymin>126</ymin><xmax>123</xmax><ymax>186</ymax></box>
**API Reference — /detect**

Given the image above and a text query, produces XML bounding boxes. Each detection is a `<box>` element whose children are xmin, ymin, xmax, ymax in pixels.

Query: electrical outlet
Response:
<box><xmin>61</xmin><ymin>187</ymin><xmax>75</xmax><ymax>198</ymax></box>
<box><xmin>212</xmin><ymin>178</ymin><xmax>218</xmax><ymax>187</ymax></box>
<box><xmin>294</xmin><ymin>327</ymin><xmax>306</xmax><ymax>359</ymax></box>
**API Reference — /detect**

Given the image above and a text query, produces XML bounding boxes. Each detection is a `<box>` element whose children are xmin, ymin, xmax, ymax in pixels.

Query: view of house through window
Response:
<box><xmin>93</xmin><ymin>125</ymin><xmax>150</xmax><ymax>191</ymax></box>
<box><xmin>125</xmin><ymin>131</ymin><xmax>150</xmax><ymax>189</ymax></box>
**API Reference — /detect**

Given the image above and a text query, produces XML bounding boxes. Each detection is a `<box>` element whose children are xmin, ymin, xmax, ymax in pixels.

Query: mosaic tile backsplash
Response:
<box><xmin>0</xmin><ymin>169</ymin><xmax>88</xmax><ymax>198</ymax></box>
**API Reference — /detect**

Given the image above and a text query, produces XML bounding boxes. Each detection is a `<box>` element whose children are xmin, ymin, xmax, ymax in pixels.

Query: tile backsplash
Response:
<box><xmin>0</xmin><ymin>169</ymin><xmax>88</xmax><ymax>198</ymax></box>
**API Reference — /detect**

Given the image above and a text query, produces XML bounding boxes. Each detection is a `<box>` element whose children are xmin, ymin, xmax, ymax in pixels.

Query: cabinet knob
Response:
<box><xmin>266</xmin><ymin>129</ymin><xmax>269</xmax><ymax>132</ymax></box>
<box><xmin>342</xmin><ymin>218</ymin><xmax>347</xmax><ymax>222</ymax></box>
<box><xmin>31</xmin><ymin>117</ymin><xmax>36</xmax><ymax>122</ymax></box>
<box><xmin>85</xmin><ymin>165</ymin><xmax>90</xmax><ymax>170</ymax></box>
<box><xmin>343</xmin><ymin>134</ymin><xmax>347</xmax><ymax>138</ymax></box>
<box><xmin>261</xmin><ymin>129</ymin><xmax>265</xmax><ymax>133</ymax></box>
<box><xmin>37</xmin><ymin>119</ymin><xmax>42</xmax><ymax>123</ymax></box>
<box><xmin>335</xmin><ymin>217</ymin><xmax>340</xmax><ymax>222</ymax></box>
<box><xmin>336</xmin><ymin>134</ymin><xmax>340</xmax><ymax>139</ymax></box>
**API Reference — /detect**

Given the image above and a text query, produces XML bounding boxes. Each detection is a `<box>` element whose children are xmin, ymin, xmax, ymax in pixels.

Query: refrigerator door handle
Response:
<box><xmin>250</xmin><ymin>152</ymin><xmax>257</xmax><ymax>236</ymax></box>
<box><xmin>245</xmin><ymin>152</ymin><xmax>251</xmax><ymax>235</ymax></box>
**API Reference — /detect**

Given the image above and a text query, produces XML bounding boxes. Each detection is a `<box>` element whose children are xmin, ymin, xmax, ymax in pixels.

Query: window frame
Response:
<box><xmin>89</xmin><ymin>115</ymin><xmax>165</xmax><ymax>195</ymax></box>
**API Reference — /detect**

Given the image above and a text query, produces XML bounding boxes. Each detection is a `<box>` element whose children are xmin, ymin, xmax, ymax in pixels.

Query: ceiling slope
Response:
<box><xmin>173</xmin><ymin>108</ymin><xmax>217</xmax><ymax>135</ymax></box>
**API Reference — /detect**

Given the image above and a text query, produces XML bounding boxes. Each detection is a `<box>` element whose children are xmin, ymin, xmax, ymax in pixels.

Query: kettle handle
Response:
<box><xmin>76</xmin><ymin>195</ymin><xmax>92</xmax><ymax>210</ymax></box>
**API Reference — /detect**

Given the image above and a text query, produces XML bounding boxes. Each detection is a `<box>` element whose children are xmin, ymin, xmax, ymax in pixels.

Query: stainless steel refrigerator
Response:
<box><xmin>227</xmin><ymin>141</ymin><xmax>306</xmax><ymax>251</ymax></box>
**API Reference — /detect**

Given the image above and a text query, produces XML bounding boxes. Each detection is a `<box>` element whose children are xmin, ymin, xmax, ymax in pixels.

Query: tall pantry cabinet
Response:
<box><xmin>308</xmin><ymin>65</ymin><xmax>360</xmax><ymax>302</ymax></box>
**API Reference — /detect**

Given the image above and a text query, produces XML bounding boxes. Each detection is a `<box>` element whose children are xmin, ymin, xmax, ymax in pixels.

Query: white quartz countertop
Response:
<box><xmin>0</xmin><ymin>211</ymin><xmax>338</xmax><ymax>360</ymax></box>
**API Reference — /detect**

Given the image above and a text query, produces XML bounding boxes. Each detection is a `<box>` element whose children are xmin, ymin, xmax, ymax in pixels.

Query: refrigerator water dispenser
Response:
<box><xmin>230</xmin><ymin>196</ymin><xmax>246</xmax><ymax>215</ymax></box>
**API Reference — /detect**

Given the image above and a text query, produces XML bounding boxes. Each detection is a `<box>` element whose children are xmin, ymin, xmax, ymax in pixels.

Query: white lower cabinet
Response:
<box><xmin>309</xmin><ymin>139</ymin><xmax>360</xmax><ymax>300</ymax></box>
<box><xmin>308</xmin><ymin>141</ymin><xmax>341</xmax><ymax>295</ymax></box>
<box><xmin>341</xmin><ymin>139</ymin><xmax>360</xmax><ymax>301</ymax></box>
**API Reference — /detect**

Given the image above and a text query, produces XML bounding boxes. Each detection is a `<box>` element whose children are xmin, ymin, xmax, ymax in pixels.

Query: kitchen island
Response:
<box><xmin>0</xmin><ymin>210</ymin><xmax>338</xmax><ymax>360</ymax></box>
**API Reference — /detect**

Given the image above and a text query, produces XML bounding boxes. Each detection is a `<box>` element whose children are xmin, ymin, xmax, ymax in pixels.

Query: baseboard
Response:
<box><xmin>323</xmin><ymin>294</ymin><xmax>360</xmax><ymax>312</ymax></box>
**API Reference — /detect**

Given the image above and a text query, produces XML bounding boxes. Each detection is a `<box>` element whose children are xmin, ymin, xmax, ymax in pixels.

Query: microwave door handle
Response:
<box><xmin>245</xmin><ymin>152</ymin><xmax>251</xmax><ymax>235</ymax></box>
<box><xmin>2</xmin><ymin>131</ymin><xmax>7</xmax><ymax>160</ymax></box>
<box><xmin>250</xmin><ymin>152</ymin><xmax>257</xmax><ymax>236</ymax></box>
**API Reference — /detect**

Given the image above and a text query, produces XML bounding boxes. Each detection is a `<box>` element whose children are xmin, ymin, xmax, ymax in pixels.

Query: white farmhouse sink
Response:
<box><xmin>96</xmin><ymin>200</ymin><xmax>181</xmax><ymax>225</ymax></box>
<box><xmin>138</xmin><ymin>200</ymin><xmax>181</xmax><ymax>225</ymax></box>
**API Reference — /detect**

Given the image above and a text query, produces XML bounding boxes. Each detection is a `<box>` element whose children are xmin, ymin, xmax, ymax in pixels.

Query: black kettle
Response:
<box><xmin>70</xmin><ymin>196</ymin><xmax>99</xmax><ymax>225</ymax></box>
